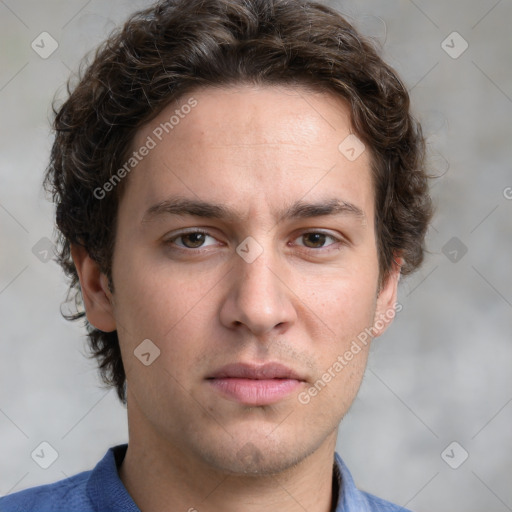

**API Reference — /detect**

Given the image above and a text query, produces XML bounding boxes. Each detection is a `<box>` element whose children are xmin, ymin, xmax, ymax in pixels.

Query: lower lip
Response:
<box><xmin>208</xmin><ymin>378</ymin><xmax>302</xmax><ymax>405</ymax></box>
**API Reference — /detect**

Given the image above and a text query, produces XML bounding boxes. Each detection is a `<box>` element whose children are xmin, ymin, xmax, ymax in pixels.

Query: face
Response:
<box><xmin>78</xmin><ymin>84</ymin><xmax>400</xmax><ymax>475</ymax></box>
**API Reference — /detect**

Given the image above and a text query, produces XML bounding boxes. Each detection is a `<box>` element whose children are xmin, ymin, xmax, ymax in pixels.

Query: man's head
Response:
<box><xmin>45</xmin><ymin>0</ymin><xmax>432</xmax><ymax>472</ymax></box>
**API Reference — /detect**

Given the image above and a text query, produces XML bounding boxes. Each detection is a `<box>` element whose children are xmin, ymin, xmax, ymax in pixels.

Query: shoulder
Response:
<box><xmin>333</xmin><ymin>452</ymin><xmax>413</xmax><ymax>512</ymax></box>
<box><xmin>358</xmin><ymin>489</ymin><xmax>413</xmax><ymax>511</ymax></box>
<box><xmin>0</xmin><ymin>470</ymin><xmax>94</xmax><ymax>512</ymax></box>
<box><xmin>0</xmin><ymin>444</ymin><xmax>134</xmax><ymax>512</ymax></box>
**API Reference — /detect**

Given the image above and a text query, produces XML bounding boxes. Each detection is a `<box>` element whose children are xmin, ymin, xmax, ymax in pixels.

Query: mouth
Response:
<box><xmin>206</xmin><ymin>362</ymin><xmax>306</xmax><ymax>406</ymax></box>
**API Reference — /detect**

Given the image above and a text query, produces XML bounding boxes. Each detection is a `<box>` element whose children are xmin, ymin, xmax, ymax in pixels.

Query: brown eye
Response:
<box><xmin>179</xmin><ymin>232</ymin><xmax>207</xmax><ymax>248</ymax></box>
<box><xmin>295</xmin><ymin>232</ymin><xmax>338</xmax><ymax>250</ymax></box>
<box><xmin>302</xmin><ymin>233</ymin><xmax>328</xmax><ymax>248</ymax></box>
<box><xmin>166</xmin><ymin>230</ymin><xmax>216</xmax><ymax>250</ymax></box>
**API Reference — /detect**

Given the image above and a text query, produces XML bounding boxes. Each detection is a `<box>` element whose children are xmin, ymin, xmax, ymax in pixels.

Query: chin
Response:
<box><xmin>190</xmin><ymin>433</ymin><xmax>318</xmax><ymax>477</ymax></box>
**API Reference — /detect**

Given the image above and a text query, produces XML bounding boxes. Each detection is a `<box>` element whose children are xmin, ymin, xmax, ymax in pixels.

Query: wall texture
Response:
<box><xmin>1</xmin><ymin>1</ymin><xmax>511</xmax><ymax>511</ymax></box>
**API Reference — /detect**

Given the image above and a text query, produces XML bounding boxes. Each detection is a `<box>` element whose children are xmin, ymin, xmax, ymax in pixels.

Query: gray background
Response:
<box><xmin>1</xmin><ymin>1</ymin><xmax>511</xmax><ymax>511</ymax></box>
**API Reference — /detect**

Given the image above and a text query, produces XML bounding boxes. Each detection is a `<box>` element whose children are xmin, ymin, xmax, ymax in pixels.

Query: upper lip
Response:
<box><xmin>207</xmin><ymin>362</ymin><xmax>305</xmax><ymax>381</ymax></box>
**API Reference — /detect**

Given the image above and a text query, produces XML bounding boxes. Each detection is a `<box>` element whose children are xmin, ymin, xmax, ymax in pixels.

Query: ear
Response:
<box><xmin>70</xmin><ymin>244</ymin><xmax>116</xmax><ymax>332</ymax></box>
<box><xmin>372</xmin><ymin>254</ymin><xmax>403</xmax><ymax>338</ymax></box>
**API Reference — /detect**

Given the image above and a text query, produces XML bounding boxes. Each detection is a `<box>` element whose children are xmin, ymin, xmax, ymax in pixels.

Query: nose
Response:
<box><xmin>219</xmin><ymin>247</ymin><xmax>297</xmax><ymax>337</ymax></box>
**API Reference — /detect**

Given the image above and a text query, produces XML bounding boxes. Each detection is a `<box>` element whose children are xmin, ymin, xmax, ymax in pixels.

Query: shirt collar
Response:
<box><xmin>333</xmin><ymin>451</ymin><xmax>373</xmax><ymax>511</ymax></box>
<box><xmin>86</xmin><ymin>444</ymin><xmax>139</xmax><ymax>511</ymax></box>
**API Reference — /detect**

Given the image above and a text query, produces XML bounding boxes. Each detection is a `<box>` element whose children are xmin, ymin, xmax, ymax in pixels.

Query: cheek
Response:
<box><xmin>112</xmin><ymin>249</ymin><xmax>215</xmax><ymax>340</ymax></box>
<box><xmin>305</xmin><ymin>267</ymin><xmax>377</xmax><ymax>332</ymax></box>
<box><xmin>301</xmin><ymin>272</ymin><xmax>377</xmax><ymax>390</ymax></box>
<box><xmin>111</xmin><ymin>256</ymin><xmax>207</xmax><ymax>406</ymax></box>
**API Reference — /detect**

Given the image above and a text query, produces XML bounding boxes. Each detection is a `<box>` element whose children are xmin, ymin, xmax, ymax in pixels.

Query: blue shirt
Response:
<box><xmin>0</xmin><ymin>444</ymin><xmax>412</xmax><ymax>511</ymax></box>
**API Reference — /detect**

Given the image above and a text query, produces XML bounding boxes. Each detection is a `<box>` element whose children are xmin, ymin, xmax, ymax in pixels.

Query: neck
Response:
<box><xmin>119</xmin><ymin>400</ymin><xmax>339</xmax><ymax>512</ymax></box>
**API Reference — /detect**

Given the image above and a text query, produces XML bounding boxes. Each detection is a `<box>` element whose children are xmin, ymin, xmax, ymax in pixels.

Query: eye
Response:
<box><xmin>293</xmin><ymin>231</ymin><xmax>341</xmax><ymax>250</ymax></box>
<box><xmin>166</xmin><ymin>229</ymin><xmax>217</xmax><ymax>250</ymax></box>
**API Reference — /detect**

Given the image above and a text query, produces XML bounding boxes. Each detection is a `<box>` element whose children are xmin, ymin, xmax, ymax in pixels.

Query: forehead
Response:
<box><xmin>137</xmin><ymin>84</ymin><xmax>354</xmax><ymax>150</ymax></box>
<box><xmin>122</xmin><ymin>84</ymin><xmax>374</xmax><ymax>224</ymax></box>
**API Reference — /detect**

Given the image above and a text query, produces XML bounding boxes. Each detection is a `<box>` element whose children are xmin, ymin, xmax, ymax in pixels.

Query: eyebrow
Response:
<box><xmin>141</xmin><ymin>195</ymin><xmax>365</xmax><ymax>224</ymax></box>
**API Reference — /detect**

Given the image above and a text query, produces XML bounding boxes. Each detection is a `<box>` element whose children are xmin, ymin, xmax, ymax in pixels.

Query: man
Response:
<box><xmin>0</xmin><ymin>0</ymin><xmax>432</xmax><ymax>510</ymax></box>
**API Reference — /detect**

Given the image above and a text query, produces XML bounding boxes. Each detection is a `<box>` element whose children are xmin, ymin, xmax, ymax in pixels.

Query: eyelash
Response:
<box><xmin>164</xmin><ymin>229</ymin><xmax>345</xmax><ymax>254</ymax></box>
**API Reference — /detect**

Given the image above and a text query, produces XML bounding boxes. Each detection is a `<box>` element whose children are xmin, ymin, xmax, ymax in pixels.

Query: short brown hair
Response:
<box><xmin>45</xmin><ymin>0</ymin><xmax>433</xmax><ymax>403</ymax></box>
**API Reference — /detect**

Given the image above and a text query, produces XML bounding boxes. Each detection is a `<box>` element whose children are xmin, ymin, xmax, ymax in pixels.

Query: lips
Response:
<box><xmin>206</xmin><ymin>362</ymin><xmax>306</xmax><ymax>405</ymax></box>
<box><xmin>207</xmin><ymin>362</ymin><xmax>304</xmax><ymax>381</ymax></box>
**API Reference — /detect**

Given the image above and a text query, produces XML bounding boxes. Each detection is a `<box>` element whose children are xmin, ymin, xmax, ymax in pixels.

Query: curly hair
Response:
<box><xmin>44</xmin><ymin>0</ymin><xmax>433</xmax><ymax>404</ymax></box>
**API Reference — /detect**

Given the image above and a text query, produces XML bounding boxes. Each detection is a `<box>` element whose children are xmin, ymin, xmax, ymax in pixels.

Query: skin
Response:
<box><xmin>72</xmin><ymin>84</ymin><xmax>401</xmax><ymax>512</ymax></box>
